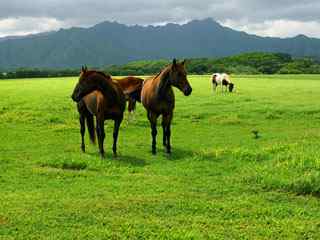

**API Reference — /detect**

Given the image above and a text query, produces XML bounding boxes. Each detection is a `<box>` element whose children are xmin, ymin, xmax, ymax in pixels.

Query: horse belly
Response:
<box><xmin>143</xmin><ymin>98</ymin><xmax>174</xmax><ymax>115</ymax></box>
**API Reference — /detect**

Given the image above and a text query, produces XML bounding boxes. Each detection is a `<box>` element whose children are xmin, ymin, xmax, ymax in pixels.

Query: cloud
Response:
<box><xmin>0</xmin><ymin>17</ymin><xmax>65</xmax><ymax>37</ymax></box>
<box><xmin>0</xmin><ymin>0</ymin><xmax>319</xmax><ymax>37</ymax></box>
<box><xmin>222</xmin><ymin>19</ymin><xmax>320</xmax><ymax>38</ymax></box>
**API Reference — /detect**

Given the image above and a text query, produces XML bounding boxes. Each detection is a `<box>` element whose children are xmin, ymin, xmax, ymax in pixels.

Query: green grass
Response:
<box><xmin>1</xmin><ymin>74</ymin><xmax>320</xmax><ymax>239</ymax></box>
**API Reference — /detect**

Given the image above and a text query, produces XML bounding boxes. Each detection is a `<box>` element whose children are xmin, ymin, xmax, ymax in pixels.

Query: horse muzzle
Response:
<box><xmin>228</xmin><ymin>83</ymin><xmax>234</xmax><ymax>92</ymax></box>
<box><xmin>71</xmin><ymin>84</ymin><xmax>83</xmax><ymax>102</ymax></box>
<box><xmin>184</xmin><ymin>86</ymin><xmax>192</xmax><ymax>96</ymax></box>
<box><xmin>71</xmin><ymin>92</ymin><xmax>81</xmax><ymax>102</ymax></box>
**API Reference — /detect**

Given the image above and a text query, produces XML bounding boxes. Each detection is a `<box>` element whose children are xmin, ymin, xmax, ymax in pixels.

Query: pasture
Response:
<box><xmin>1</xmin><ymin>74</ymin><xmax>320</xmax><ymax>239</ymax></box>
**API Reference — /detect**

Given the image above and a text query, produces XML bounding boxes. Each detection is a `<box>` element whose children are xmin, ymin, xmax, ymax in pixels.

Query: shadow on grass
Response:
<box><xmin>85</xmin><ymin>152</ymin><xmax>147</xmax><ymax>167</ymax></box>
<box><xmin>40</xmin><ymin>161</ymin><xmax>88</xmax><ymax>171</ymax></box>
<box><xmin>114</xmin><ymin>154</ymin><xmax>147</xmax><ymax>166</ymax></box>
<box><xmin>163</xmin><ymin>147</ymin><xmax>194</xmax><ymax>161</ymax></box>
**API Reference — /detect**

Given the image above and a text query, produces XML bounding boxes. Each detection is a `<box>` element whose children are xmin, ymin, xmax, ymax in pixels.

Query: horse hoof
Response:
<box><xmin>152</xmin><ymin>150</ymin><xmax>156</xmax><ymax>155</ymax></box>
<box><xmin>100</xmin><ymin>153</ymin><xmax>105</xmax><ymax>159</ymax></box>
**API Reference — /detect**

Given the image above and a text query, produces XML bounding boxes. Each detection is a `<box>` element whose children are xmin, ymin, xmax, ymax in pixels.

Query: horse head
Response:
<box><xmin>167</xmin><ymin>59</ymin><xmax>192</xmax><ymax>96</ymax></box>
<box><xmin>71</xmin><ymin>66</ymin><xmax>113</xmax><ymax>102</ymax></box>
<box><xmin>228</xmin><ymin>83</ymin><xmax>234</xmax><ymax>92</ymax></box>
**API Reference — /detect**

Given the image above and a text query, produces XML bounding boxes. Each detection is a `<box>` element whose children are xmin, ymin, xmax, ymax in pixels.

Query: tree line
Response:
<box><xmin>1</xmin><ymin>52</ymin><xmax>320</xmax><ymax>79</ymax></box>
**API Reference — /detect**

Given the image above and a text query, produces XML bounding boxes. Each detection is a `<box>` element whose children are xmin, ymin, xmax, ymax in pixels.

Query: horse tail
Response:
<box><xmin>128</xmin><ymin>85</ymin><xmax>142</xmax><ymax>103</ymax></box>
<box><xmin>128</xmin><ymin>98</ymin><xmax>137</xmax><ymax>112</ymax></box>
<box><xmin>86</xmin><ymin>113</ymin><xmax>96</xmax><ymax>144</ymax></box>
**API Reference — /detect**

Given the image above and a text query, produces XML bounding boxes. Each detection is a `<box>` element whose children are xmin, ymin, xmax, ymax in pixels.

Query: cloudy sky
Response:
<box><xmin>0</xmin><ymin>0</ymin><xmax>319</xmax><ymax>38</ymax></box>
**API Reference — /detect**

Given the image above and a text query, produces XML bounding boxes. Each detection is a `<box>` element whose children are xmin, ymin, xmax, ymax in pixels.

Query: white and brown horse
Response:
<box><xmin>211</xmin><ymin>73</ymin><xmax>234</xmax><ymax>93</ymax></box>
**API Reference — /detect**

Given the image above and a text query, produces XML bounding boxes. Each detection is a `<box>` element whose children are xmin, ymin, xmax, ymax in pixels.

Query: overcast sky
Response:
<box><xmin>0</xmin><ymin>0</ymin><xmax>319</xmax><ymax>38</ymax></box>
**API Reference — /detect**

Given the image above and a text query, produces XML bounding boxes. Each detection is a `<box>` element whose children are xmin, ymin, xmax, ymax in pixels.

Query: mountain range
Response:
<box><xmin>0</xmin><ymin>18</ymin><xmax>319</xmax><ymax>69</ymax></box>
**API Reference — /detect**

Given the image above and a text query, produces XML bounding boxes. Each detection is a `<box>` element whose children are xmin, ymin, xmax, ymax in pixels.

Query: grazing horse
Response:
<box><xmin>112</xmin><ymin>76</ymin><xmax>144</xmax><ymax>117</ymax></box>
<box><xmin>141</xmin><ymin>59</ymin><xmax>192</xmax><ymax>154</ymax></box>
<box><xmin>71</xmin><ymin>66</ymin><xmax>126</xmax><ymax>158</ymax></box>
<box><xmin>212</xmin><ymin>73</ymin><xmax>234</xmax><ymax>93</ymax></box>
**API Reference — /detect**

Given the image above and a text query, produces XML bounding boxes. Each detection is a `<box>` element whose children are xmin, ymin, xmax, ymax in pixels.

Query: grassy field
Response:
<box><xmin>1</xmin><ymin>74</ymin><xmax>320</xmax><ymax>239</ymax></box>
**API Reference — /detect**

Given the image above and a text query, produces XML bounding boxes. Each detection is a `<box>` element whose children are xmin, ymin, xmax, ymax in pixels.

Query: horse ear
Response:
<box><xmin>172</xmin><ymin>58</ymin><xmax>177</xmax><ymax>67</ymax></box>
<box><xmin>182</xmin><ymin>59</ymin><xmax>186</xmax><ymax>66</ymax></box>
<box><xmin>81</xmin><ymin>66</ymin><xmax>87</xmax><ymax>73</ymax></box>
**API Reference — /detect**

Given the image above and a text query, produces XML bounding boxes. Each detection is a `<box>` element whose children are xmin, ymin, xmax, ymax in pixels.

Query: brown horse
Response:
<box><xmin>113</xmin><ymin>76</ymin><xmax>144</xmax><ymax>114</ymax></box>
<box><xmin>71</xmin><ymin>66</ymin><xmax>126</xmax><ymax>158</ymax></box>
<box><xmin>75</xmin><ymin>75</ymin><xmax>142</xmax><ymax>147</ymax></box>
<box><xmin>141</xmin><ymin>59</ymin><xmax>192</xmax><ymax>154</ymax></box>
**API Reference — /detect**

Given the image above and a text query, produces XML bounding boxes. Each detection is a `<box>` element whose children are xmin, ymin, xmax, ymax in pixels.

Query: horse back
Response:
<box><xmin>221</xmin><ymin>73</ymin><xmax>231</xmax><ymax>83</ymax></box>
<box><xmin>115</xmin><ymin>76</ymin><xmax>144</xmax><ymax>95</ymax></box>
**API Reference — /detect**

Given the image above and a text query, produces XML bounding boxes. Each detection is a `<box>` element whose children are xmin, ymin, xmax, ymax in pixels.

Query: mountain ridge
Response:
<box><xmin>0</xmin><ymin>18</ymin><xmax>319</xmax><ymax>69</ymax></box>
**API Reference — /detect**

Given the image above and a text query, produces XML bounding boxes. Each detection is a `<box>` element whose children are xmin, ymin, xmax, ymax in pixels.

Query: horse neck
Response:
<box><xmin>93</xmin><ymin>73</ymin><xmax>119</xmax><ymax>104</ymax></box>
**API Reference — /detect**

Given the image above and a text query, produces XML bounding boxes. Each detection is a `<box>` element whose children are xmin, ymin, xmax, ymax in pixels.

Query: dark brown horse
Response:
<box><xmin>71</xmin><ymin>66</ymin><xmax>126</xmax><ymax>158</ymax></box>
<box><xmin>113</xmin><ymin>76</ymin><xmax>144</xmax><ymax>114</ymax></box>
<box><xmin>141</xmin><ymin>59</ymin><xmax>192</xmax><ymax>154</ymax></box>
<box><xmin>75</xmin><ymin>75</ymin><xmax>142</xmax><ymax>147</ymax></box>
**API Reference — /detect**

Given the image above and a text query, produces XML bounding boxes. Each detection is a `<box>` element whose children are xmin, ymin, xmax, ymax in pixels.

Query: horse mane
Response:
<box><xmin>156</xmin><ymin>65</ymin><xmax>171</xmax><ymax>97</ymax></box>
<box><xmin>154</xmin><ymin>69</ymin><xmax>163</xmax><ymax>79</ymax></box>
<box><xmin>82</xmin><ymin>70</ymin><xmax>119</xmax><ymax>104</ymax></box>
<box><xmin>96</xmin><ymin>71</ymin><xmax>112</xmax><ymax>79</ymax></box>
<box><xmin>83</xmin><ymin>70</ymin><xmax>111</xmax><ymax>80</ymax></box>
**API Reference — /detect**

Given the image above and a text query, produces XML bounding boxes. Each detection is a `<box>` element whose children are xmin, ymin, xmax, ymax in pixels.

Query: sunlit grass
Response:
<box><xmin>1</xmin><ymin>75</ymin><xmax>320</xmax><ymax>239</ymax></box>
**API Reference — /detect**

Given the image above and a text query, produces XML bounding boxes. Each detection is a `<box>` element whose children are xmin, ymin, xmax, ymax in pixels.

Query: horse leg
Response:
<box><xmin>125</xmin><ymin>110</ymin><xmax>130</xmax><ymax>126</ymax></box>
<box><xmin>212</xmin><ymin>83</ymin><xmax>216</xmax><ymax>94</ymax></box>
<box><xmin>162</xmin><ymin>119</ymin><xmax>167</xmax><ymax>147</ymax></box>
<box><xmin>127</xmin><ymin>98</ymin><xmax>136</xmax><ymax>123</ymax></box>
<box><xmin>96</xmin><ymin>117</ymin><xmax>105</xmax><ymax>158</ymax></box>
<box><xmin>112</xmin><ymin>117</ymin><xmax>122</xmax><ymax>157</ymax></box>
<box><xmin>148</xmin><ymin>111</ymin><xmax>158</xmax><ymax>155</ymax></box>
<box><xmin>86</xmin><ymin>113</ymin><xmax>96</xmax><ymax>144</ymax></box>
<box><xmin>126</xmin><ymin>99</ymin><xmax>131</xmax><ymax>124</ymax></box>
<box><xmin>79</xmin><ymin>114</ymin><xmax>86</xmax><ymax>152</ymax></box>
<box><xmin>162</xmin><ymin>113</ymin><xmax>173</xmax><ymax>154</ymax></box>
<box><xmin>131</xmin><ymin>100</ymin><xmax>136</xmax><ymax>121</ymax></box>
